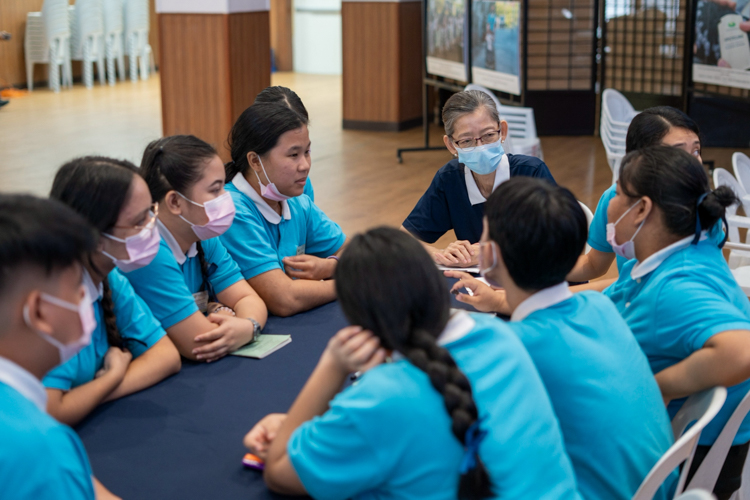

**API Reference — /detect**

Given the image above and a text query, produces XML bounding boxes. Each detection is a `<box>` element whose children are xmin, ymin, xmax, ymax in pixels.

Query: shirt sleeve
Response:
<box><xmin>655</xmin><ymin>276</ymin><xmax>750</xmax><ymax>358</ymax></box>
<box><xmin>303</xmin><ymin>177</ymin><xmax>315</xmax><ymax>202</ymax></box>
<box><xmin>122</xmin><ymin>245</ymin><xmax>199</xmax><ymax>329</ymax></box>
<box><xmin>529</xmin><ymin>159</ymin><xmax>556</xmax><ymax>184</ymax></box>
<box><xmin>588</xmin><ymin>185</ymin><xmax>617</xmax><ymax>253</ymax></box>
<box><xmin>42</xmin><ymin>353</ymin><xmax>85</xmax><ymax>391</ymax></box>
<box><xmin>109</xmin><ymin>271</ymin><xmax>168</xmax><ymax>357</ymax></box>
<box><xmin>402</xmin><ymin>171</ymin><xmax>453</xmax><ymax>244</ymax></box>
<box><xmin>220</xmin><ymin>206</ymin><xmax>282</xmax><ymax>280</ymax></box>
<box><xmin>301</xmin><ymin>197</ymin><xmax>346</xmax><ymax>258</ymax></box>
<box><xmin>203</xmin><ymin>238</ymin><xmax>245</xmax><ymax>294</ymax></box>
<box><xmin>288</xmin><ymin>405</ymin><xmax>385</xmax><ymax>500</ymax></box>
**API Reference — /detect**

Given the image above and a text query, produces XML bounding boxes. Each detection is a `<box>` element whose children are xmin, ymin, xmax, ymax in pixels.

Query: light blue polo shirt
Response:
<box><xmin>0</xmin><ymin>358</ymin><xmax>94</xmax><ymax>499</ymax></box>
<box><xmin>123</xmin><ymin>220</ymin><xmax>245</xmax><ymax>329</ymax></box>
<box><xmin>304</xmin><ymin>177</ymin><xmax>314</xmax><ymax>201</ymax></box>
<box><xmin>43</xmin><ymin>269</ymin><xmax>167</xmax><ymax>391</ymax></box>
<box><xmin>588</xmin><ymin>185</ymin><xmax>725</xmax><ymax>272</ymax></box>
<box><xmin>288</xmin><ymin>311</ymin><xmax>581</xmax><ymax>500</ymax></box>
<box><xmin>221</xmin><ymin>173</ymin><xmax>345</xmax><ymax>280</ymax></box>
<box><xmin>507</xmin><ymin>284</ymin><xmax>675</xmax><ymax>500</ymax></box>
<box><xmin>604</xmin><ymin>233</ymin><xmax>750</xmax><ymax>445</ymax></box>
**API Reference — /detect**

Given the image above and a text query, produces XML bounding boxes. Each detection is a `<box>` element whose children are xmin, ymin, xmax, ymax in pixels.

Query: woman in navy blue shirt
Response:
<box><xmin>401</xmin><ymin>90</ymin><xmax>555</xmax><ymax>267</ymax></box>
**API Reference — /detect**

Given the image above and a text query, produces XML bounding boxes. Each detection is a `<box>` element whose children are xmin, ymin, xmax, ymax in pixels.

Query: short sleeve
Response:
<box><xmin>288</xmin><ymin>407</ymin><xmax>384</xmax><ymax>500</ymax></box>
<box><xmin>220</xmin><ymin>203</ymin><xmax>282</xmax><ymax>279</ymax></box>
<box><xmin>123</xmin><ymin>244</ymin><xmax>199</xmax><ymax>329</ymax></box>
<box><xmin>43</xmin><ymin>353</ymin><xmax>84</xmax><ymax>391</ymax></box>
<box><xmin>402</xmin><ymin>171</ymin><xmax>453</xmax><ymax>244</ymax></box>
<box><xmin>655</xmin><ymin>277</ymin><xmax>750</xmax><ymax>357</ymax></box>
<box><xmin>303</xmin><ymin>178</ymin><xmax>315</xmax><ymax>202</ymax></box>
<box><xmin>529</xmin><ymin>159</ymin><xmax>556</xmax><ymax>184</ymax></box>
<box><xmin>301</xmin><ymin>197</ymin><xmax>346</xmax><ymax>258</ymax></box>
<box><xmin>588</xmin><ymin>185</ymin><xmax>617</xmax><ymax>253</ymax></box>
<box><xmin>109</xmin><ymin>271</ymin><xmax>168</xmax><ymax>357</ymax></box>
<box><xmin>203</xmin><ymin>238</ymin><xmax>245</xmax><ymax>294</ymax></box>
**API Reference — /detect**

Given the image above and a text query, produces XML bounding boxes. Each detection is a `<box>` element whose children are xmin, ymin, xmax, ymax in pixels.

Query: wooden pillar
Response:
<box><xmin>156</xmin><ymin>0</ymin><xmax>271</xmax><ymax>161</ymax></box>
<box><xmin>341</xmin><ymin>0</ymin><xmax>422</xmax><ymax>131</ymax></box>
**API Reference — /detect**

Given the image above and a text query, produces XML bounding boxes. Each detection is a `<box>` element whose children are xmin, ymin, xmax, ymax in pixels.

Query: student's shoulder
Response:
<box><xmin>225</xmin><ymin>184</ymin><xmax>262</xmax><ymax>215</ymax></box>
<box><xmin>339</xmin><ymin>361</ymin><xmax>434</xmax><ymax>412</ymax></box>
<box><xmin>507</xmin><ymin>153</ymin><xmax>553</xmax><ymax>177</ymax></box>
<box><xmin>432</xmin><ymin>159</ymin><xmax>464</xmax><ymax>183</ymax></box>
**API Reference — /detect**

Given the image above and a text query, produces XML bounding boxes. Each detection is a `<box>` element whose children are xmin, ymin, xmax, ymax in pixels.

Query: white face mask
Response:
<box><xmin>606</xmin><ymin>199</ymin><xmax>646</xmax><ymax>261</ymax></box>
<box><xmin>23</xmin><ymin>290</ymin><xmax>96</xmax><ymax>365</ymax></box>
<box><xmin>102</xmin><ymin>221</ymin><xmax>161</xmax><ymax>273</ymax></box>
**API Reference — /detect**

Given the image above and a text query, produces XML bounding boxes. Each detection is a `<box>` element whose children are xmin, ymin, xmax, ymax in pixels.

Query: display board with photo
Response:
<box><xmin>692</xmin><ymin>0</ymin><xmax>750</xmax><ymax>90</ymax></box>
<box><xmin>470</xmin><ymin>0</ymin><xmax>521</xmax><ymax>95</ymax></box>
<box><xmin>427</xmin><ymin>0</ymin><xmax>469</xmax><ymax>81</ymax></box>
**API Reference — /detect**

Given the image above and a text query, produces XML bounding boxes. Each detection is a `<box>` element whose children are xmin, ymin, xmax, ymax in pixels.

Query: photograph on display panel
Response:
<box><xmin>427</xmin><ymin>0</ymin><xmax>469</xmax><ymax>81</ymax></box>
<box><xmin>692</xmin><ymin>0</ymin><xmax>750</xmax><ymax>90</ymax></box>
<box><xmin>471</xmin><ymin>0</ymin><xmax>522</xmax><ymax>95</ymax></box>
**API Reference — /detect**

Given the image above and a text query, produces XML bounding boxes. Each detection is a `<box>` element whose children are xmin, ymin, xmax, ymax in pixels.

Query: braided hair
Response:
<box><xmin>334</xmin><ymin>227</ymin><xmax>493</xmax><ymax>500</ymax></box>
<box><xmin>140</xmin><ymin>135</ymin><xmax>220</xmax><ymax>298</ymax></box>
<box><xmin>50</xmin><ymin>156</ymin><xmax>141</xmax><ymax>349</ymax></box>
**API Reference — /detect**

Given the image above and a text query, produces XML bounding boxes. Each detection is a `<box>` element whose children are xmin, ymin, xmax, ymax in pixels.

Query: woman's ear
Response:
<box><xmin>444</xmin><ymin>135</ymin><xmax>457</xmax><ymax>156</ymax></box>
<box><xmin>500</xmin><ymin>120</ymin><xmax>509</xmax><ymax>142</ymax></box>
<box><xmin>246</xmin><ymin>152</ymin><xmax>262</xmax><ymax>173</ymax></box>
<box><xmin>634</xmin><ymin>196</ymin><xmax>653</xmax><ymax>225</ymax></box>
<box><xmin>22</xmin><ymin>291</ymin><xmax>54</xmax><ymax>336</ymax></box>
<box><xmin>164</xmin><ymin>191</ymin><xmax>183</xmax><ymax>215</ymax></box>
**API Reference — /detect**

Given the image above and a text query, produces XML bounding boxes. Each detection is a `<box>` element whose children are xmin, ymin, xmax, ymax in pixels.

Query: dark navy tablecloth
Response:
<box><xmin>77</xmin><ymin>279</ymin><xmax>482</xmax><ymax>499</ymax></box>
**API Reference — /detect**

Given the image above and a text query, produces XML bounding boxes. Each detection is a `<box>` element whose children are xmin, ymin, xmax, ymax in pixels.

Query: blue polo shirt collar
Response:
<box><xmin>0</xmin><ymin>356</ymin><xmax>47</xmax><ymax>412</ymax></box>
<box><xmin>511</xmin><ymin>282</ymin><xmax>572</xmax><ymax>321</ymax></box>
<box><xmin>156</xmin><ymin>219</ymin><xmax>197</xmax><ymax>265</ymax></box>
<box><xmin>630</xmin><ymin>231</ymin><xmax>708</xmax><ymax>279</ymax></box>
<box><xmin>232</xmin><ymin>172</ymin><xmax>291</xmax><ymax>225</ymax></box>
<box><xmin>465</xmin><ymin>154</ymin><xmax>510</xmax><ymax>206</ymax></box>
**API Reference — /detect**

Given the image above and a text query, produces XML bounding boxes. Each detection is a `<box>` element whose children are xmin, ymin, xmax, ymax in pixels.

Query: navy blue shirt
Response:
<box><xmin>403</xmin><ymin>155</ymin><xmax>555</xmax><ymax>244</ymax></box>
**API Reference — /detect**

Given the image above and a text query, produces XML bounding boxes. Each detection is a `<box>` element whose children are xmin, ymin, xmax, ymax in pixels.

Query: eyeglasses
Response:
<box><xmin>451</xmin><ymin>129</ymin><xmax>502</xmax><ymax>151</ymax></box>
<box><xmin>111</xmin><ymin>203</ymin><xmax>159</xmax><ymax>232</ymax></box>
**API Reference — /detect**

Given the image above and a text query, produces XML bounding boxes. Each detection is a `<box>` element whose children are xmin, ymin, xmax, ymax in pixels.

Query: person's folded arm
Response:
<box><xmin>249</xmin><ymin>269</ymin><xmax>336</xmax><ymax>318</ymax></box>
<box><xmin>217</xmin><ymin>280</ymin><xmax>268</xmax><ymax>328</ymax></box>
<box><xmin>103</xmin><ymin>336</ymin><xmax>181</xmax><ymax>402</ymax></box>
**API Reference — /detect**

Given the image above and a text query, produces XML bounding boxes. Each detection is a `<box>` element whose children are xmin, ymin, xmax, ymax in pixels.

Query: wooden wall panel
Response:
<box><xmin>159</xmin><ymin>14</ymin><xmax>233</xmax><ymax>157</ymax></box>
<box><xmin>228</xmin><ymin>11</ymin><xmax>271</xmax><ymax>122</ymax></box>
<box><xmin>0</xmin><ymin>0</ymin><xmax>159</xmax><ymax>88</ymax></box>
<box><xmin>342</xmin><ymin>1</ymin><xmax>422</xmax><ymax>130</ymax></box>
<box><xmin>270</xmin><ymin>0</ymin><xmax>293</xmax><ymax>71</ymax></box>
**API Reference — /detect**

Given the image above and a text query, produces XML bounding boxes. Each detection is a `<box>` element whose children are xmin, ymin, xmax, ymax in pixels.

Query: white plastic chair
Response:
<box><xmin>579</xmin><ymin>201</ymin><xmax>594</xmax><ymax>254</ymax></box>
<box><xmin>26</xmin><ymin>0</ymin><xmax>73</xmax><ymax>92</ymax></box>
<box><xmin>686</xmin><ymin>389</ymin><xmax>750</xmax><ymax>494</ymax></box>
<box><xmin>600</xmin><ymin>89</ymin><xmax>637</xmax><ymax>184</ymax></box>
<box><xmin>733</xmin><ymin>153</ymin><xmax>750</xmax><ymax>196</ymax></box>
<box><xmin>603</xmin><ymin>88</ymin><xmax>638</xmax><ymax>127</ymax></box>
<box><xmin>464</xmin><ymin>84</ymin><xmax>544</xmax><ymax>160</ymax></box>
<box><xmin>103</xmin><ymin>0</ymin><xmax>126</xmax><ymax>85</ymax></box>
<box><xmin>71</xmin><ymin>0</ymin><xmax>105</xmax><ymax>88</ymax></box>
<box><xmin>632</xmin><ymin>387</ymin><xmax>727</xmax><ymax>500</ymax></box>
<box><xmin>24</xmin><ymin>13</ymin><xmax>48</xmax><ymax>91</ymax></box>
<box><xmin>713</xmin><ymin>169</ymin><xmax>750</xmax><ymax>269</ymax></box>
<box><xmin>124</xmin><ymin>0</ymin><xmax>152</xmax><ymax>81</ymax></box>
<box><xmin>677</xmin><ymin>490</ymin><xmax>717</xmax><ymax>500</ymax></box>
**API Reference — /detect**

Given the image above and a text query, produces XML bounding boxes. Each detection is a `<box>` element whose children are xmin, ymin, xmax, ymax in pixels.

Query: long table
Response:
<box><xmin>77</xmin><ymin>281</ymin><xmax>480</xmax><ymax>499</ymax></box>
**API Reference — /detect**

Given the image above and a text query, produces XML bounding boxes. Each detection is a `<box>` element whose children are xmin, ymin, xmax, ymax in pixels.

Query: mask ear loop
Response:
<box><xmin>693</xmin><ymin>193</ymin><xmax>709</xmax><ymax>245</ymax></box>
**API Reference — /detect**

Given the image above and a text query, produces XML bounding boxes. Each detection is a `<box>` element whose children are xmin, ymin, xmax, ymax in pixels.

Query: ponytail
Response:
<box><xmin>335</xmin><ymin>227</ymin><xmax>494</xmax><ymax>499</ymax></box>
<box><xmin>100</xmin><ymin>277</ymin><xmax>124</xmax><ymax>348</ymax></box>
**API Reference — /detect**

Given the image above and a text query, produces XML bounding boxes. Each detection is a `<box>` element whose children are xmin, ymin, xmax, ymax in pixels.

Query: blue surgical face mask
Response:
<box><xmin>456</xmin><ymin>140</ymin><xmax>505</xmax><ymax>175</ymax></box>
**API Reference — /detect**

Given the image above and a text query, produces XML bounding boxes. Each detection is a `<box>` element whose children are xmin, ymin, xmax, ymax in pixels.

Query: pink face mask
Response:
<box><xmin>102</xmin><ymin>221</ymin><xmax>161</xmax><ymax>273</ymax></box>
<box><xmin>254</xmin><ymin>157</ymin><xmax>291</xmax><ymax>202</ymax></box>
<box><xmin>177</xmin><ymin>191</ymin><xmax>236</xmax><ymax>240</ymax></box>
<box><xmin>24</xmin><ymin>289</ymin><xmax>96</xmax><ymax>365</ymax></box>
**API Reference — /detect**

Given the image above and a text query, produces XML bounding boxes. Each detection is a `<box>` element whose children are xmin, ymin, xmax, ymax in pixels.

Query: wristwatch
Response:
<box><xmin>247</xmin><ymin>318</ymin><xmax>262</xmax><ymax>343</ymax></box>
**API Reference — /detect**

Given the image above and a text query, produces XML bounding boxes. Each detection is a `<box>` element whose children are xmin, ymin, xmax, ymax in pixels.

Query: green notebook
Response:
<box><xmin>231</xmin><ymin>335</ymin><xmax>292</xmax><ymax>359</ymax></box>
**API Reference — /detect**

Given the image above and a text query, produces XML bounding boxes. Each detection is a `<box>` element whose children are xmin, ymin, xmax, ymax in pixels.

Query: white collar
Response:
<box><xmin>0</xmin><ymin>356</ymin><xmax>47</xmax><ymax>412</ymax></box>
<box><xmin>464</xmin><ymin>154</ymin><xmax>510</xmax><ymax>206</ymax></box>
<box><xmin>156</xmin><ymin>219</ymin><xmax>197</xmax><ymax>266</ymax></box>
<box><xmin>630</xmin><ymin>231</ymin><xmax>708</xmax><ymax>279</ymax></box>
<box><xmin>231</xmin><ymin>172</ymin><xmax>291</xmax><ymax>225</ymax></box>
<box><xmin>391</xmin><ymin>310</ymin><xmax>475</xmax><ymax>362</ymax></box>
<box><xmin>511</xmin><ymin>282</ymin><xmax>573</xmax><ymax>322</ymax></box>
<box><xmin>82</xmin><ymin>268</ymin><xmax>103</xmax><ymax>302</ymax></box>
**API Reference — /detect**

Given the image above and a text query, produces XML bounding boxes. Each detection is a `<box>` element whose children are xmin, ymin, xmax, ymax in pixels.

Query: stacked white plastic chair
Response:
<box><xmin>103</xmin><ymin>0</ymin><xmax>126</xmax><ymax>85</ymax></box>
<box><xmin>71</xmin><ymin>0</ymin><xmax>106</xmax><ymax>89</ymax></box>
<box><xmin>124</xmin><ymin>0</ymin><xmax>152</xmax><ymax>81</ymax></box>
<box><xmin>713</xmin><ymin>168</ymin><xmax>750</xmax><ymax>271</ymax></box>
<box><xmin>601</xmin><ymin>89</ymin><xmax>638</xmax><ymax>184</ymax></box>
<box><xmin>26</xmin><ymin>0</ymin><xmax>73</xmax><ymax>92</ymax></box>
<box><xmin>464</xmin><ymin>84</ymin><xmax>544</xmax><ymax>161</ymax></box>
<box><xmin>24</xmin><ymin>13</ymin><xmax>47</xmax><ymax>91</ymax></box>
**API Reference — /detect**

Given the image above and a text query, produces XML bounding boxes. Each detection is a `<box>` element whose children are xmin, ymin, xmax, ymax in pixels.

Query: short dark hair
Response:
<box><xmin>485</xmin><ymin>177</ymin><xmax>587</xmax><ymax>291</ymax></box>
<box><xmin>335</xmin><ymin>227</ymin><xmax>492</xmax><ymax>500</ymax></box>
<box><xmin>619</xmin><ymin>145</ymin><xmax>737</xmax><ymax>238</ymax></box>
<box><xmin>0</xmin><ymin>194</ymin><xmax>96</xmax><ymax>296</ymax></box>
<box><xmin>626</xmin><ymin>106</ymin><xmax>701</xmax><ymax>153</ymax></box>
<box><xmin>225</xmin><ymin>102</ymin><xmax>307</xmax><ymax>181</ymax></box>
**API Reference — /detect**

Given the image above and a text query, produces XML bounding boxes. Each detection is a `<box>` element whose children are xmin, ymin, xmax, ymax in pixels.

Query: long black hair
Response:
<box><xmin>626</xmin><ymin>106</ymin><xmax>701</xmax><ymax>154</ymax></box>
<box><xmin>335</xmin><ymin>227</ymin><xmax>493</xmax><ymax>500</ymax></box>
<box><xmin>0</xmin><ymin>194</ymin><xmax>96</xmax><ymax>296</ymax></box>
<box><xmin>225</xmin><ymin>102</ymin><xmax>307</xmax><ymax>181</ymax></box>
<box><xmin>619</xmin><ymin>146</ymin><xmax>737</xmax><ymax>242</ymax></box>
<box><xmin>485</xmin><ymin>177</ymin><xmax>587</xmax><ymax>291</ymax></box>
<box><xmin>50</xmin><ymin>156</ymin><xmax>140</xmax><ymax>349</ymax></box>
<box><xmin>254</xmin><ymin>86</ymin><xmax>309</xmax><ymax>123</ymax></box>
<box><xmin>141</xmin><ymin>135</ymin><xmax>217</xmax><ymax>299</ymax></box>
